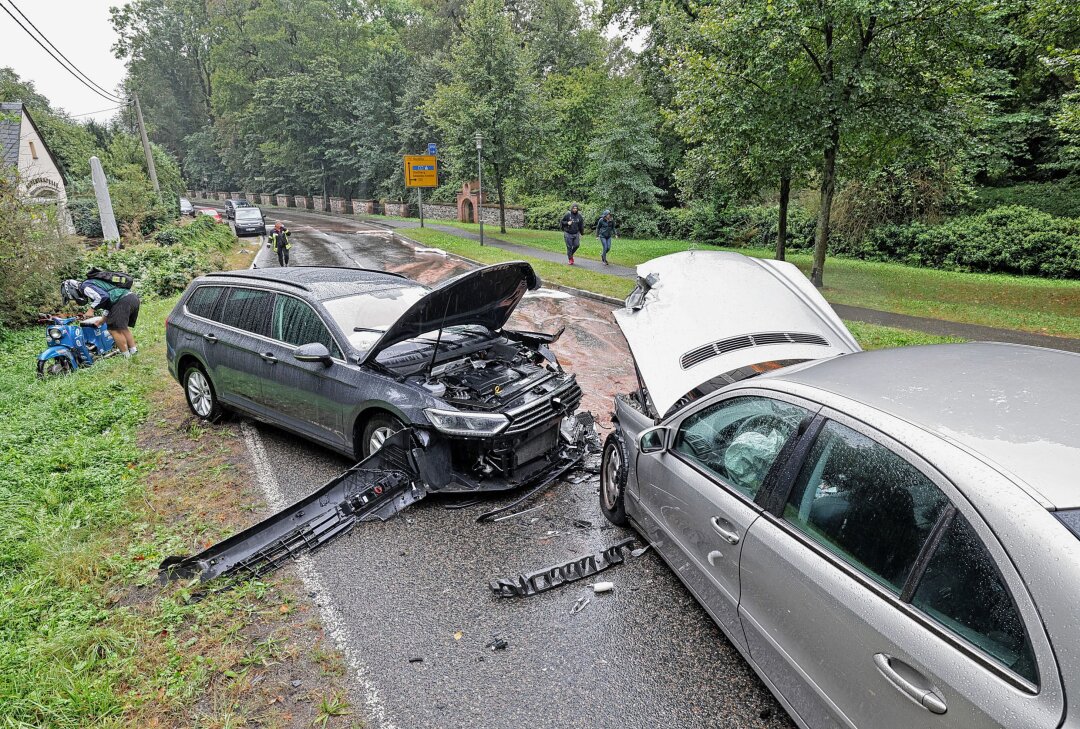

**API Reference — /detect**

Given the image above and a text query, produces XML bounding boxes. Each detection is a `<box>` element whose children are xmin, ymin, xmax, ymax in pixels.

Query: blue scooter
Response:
<box><xmin>36</xmin><ymin>314</ymin><xmax>117</xmax><ymax>378</ymax></box>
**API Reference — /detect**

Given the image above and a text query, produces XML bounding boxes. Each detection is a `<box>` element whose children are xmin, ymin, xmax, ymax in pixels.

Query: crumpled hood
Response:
<box><xmin>361</xmin><ymin>261</ymin><xmax>540</xmax><ymax>363</ymax></box>
<box><xmin>614</xmin><ymin>251</ymin><xmax>860</xmax><ymax>416</ymax></box>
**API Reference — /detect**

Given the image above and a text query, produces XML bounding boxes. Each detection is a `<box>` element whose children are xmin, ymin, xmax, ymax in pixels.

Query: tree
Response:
<box><xmin>426</xmin><ymin>0</ymin><xmax>539</xmax><ymax>232</ymax></box>
<box><xmin>586</xmin><ymin>83</ymin><xmax>663</xmax><ymax>236</ymax></box>
<box><xmin>667</xmin><ymin>0</ymin><xmax>1003</xmax><ymax>285</ymax></box>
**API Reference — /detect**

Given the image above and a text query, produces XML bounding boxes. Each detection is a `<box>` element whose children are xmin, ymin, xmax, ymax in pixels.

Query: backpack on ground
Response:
<box><xmin>87</xmin><ymin>267</ymin><xmax>134</xmax><ymax>290</ymax></box>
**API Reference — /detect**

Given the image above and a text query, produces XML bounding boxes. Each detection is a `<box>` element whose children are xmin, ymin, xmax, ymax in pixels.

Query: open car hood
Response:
<box><xmin>614</xmin><ymin>251</ymin><xmax>860</xmax><ymax>416</ymax></box>
<box><xmin>361</xmin><ymin>261</ymin><xmax>540</xmax><ymax>363</ymax></box>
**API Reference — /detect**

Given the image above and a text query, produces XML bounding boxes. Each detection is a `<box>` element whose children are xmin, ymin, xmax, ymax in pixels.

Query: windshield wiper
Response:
<box><xmin>353</xmin><ymin>326</ymin><xmax>384</xmax><ymax>333</ymax></box>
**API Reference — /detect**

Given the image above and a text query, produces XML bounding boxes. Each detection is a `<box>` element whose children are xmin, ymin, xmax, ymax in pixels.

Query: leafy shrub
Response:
<box><xmin>971</xmin><ymin>178</ymin><xmax>1080</xmax><ymax>219</ymax></box>
<box><xmin>523</xmin><ymin>195</ymin><xmax>576</xmax><ymax>230</ymax></box>
<box><xmin>855</xmin><ymin>205</ymin><xmax>1080</xmax><ymax>277</ymax></box>
<box><xmin>67</xmin><ymin>197</ymin><xmax>103</xmax><ymax>238</ymax></box>
<box><xmin>660</xmin><ymin>202</ymin><xmax>818</xmax><ymax>250</ymax></box>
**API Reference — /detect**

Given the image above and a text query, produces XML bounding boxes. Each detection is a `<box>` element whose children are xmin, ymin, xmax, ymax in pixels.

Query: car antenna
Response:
<box><xmin>425</xmin><ymin>294</ymin><xmax>453</xmax><ymax>380</ymax></box>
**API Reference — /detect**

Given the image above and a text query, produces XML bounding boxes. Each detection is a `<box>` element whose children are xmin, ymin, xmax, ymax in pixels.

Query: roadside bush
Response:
<box><xmin>854</xmin><ymin>205</ymin><xmax>1080</xmax><ymax>277</ymax></box>
<box><xmin>523</xmin><ymin>195</ymin><xmax>576</xmax><ymax>230</ymax></box>
<box><xmin>971</xmin><ymin>178</ymin><xmax>1080</xmax><ymax>219</ymax></box>
<box><xmin>661</xmin><ymin>201</ymin><xmax>818</xmax><ymax>249</ymax></box>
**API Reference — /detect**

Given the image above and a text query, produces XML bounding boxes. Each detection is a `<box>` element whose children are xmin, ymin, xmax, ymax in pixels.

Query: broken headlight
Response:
<box><xmin>424</xmin><ymin>408</ymin><xmax>510</xmax><ymax>437</ymax></box>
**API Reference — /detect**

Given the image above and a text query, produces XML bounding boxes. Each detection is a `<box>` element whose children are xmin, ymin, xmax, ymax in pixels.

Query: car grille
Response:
<box><xmin>504</xmin><ymin>381</ymin><xmax>582</xmax><ymax>435</ymax></box>
<box><xmin>680</xmin><ymin>332</ymin><xmax>830</xmax><ymax>370</ymax></box>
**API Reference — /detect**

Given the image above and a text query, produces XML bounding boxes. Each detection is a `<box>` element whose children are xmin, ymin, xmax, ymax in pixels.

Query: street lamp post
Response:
<box><xmin>475</xmin><ymin>131</ymin><xmax>484</xmax><ymax>247</ymax></box>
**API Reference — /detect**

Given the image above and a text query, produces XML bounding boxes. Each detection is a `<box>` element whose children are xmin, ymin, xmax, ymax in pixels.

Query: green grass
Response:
<box><xmin>847</xmin><ymin>321</ymin><xmax>964</xmax><ymax>349</ymax></box>
<box><xmin>377</xmin><ymin>217</ymin><xmax>1080</xmax><ymax>338</ymax></box>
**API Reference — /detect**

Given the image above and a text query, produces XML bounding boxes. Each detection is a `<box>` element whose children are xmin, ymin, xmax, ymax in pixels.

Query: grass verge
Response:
<box><xmin>378</xmin><ymin>217</ymin><xmax>1080</xmax><ymax>338</ymax></box>
<box><xmin>1</xmin><ymin>236</ymin><xmax>354</xmax><ymax>727</ymax></box>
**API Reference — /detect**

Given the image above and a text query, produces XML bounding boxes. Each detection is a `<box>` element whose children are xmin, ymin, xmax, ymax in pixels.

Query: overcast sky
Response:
<box><xmin>1</xmin><ymin>0</ymin><xmax>127</xmax><ymax>122</ymax></box>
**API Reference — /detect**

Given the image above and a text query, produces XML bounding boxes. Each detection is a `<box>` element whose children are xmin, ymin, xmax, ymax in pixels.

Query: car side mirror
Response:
<box><xmin>638</xmin><ymin>426</ymin><xmax>670</xmax><ymax>454</ymax></box>
<box><xmin>294</xmin><ymin>342</ymin><xmax>332</xmax><ymax>366</ymax></box>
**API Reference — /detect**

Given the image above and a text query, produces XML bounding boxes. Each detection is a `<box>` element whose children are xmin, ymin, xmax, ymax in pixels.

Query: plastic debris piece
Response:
<box><xmin>454</xmin><ymin>631</ymin><xmax>463</xmax><ymax>641</ymax></box>
<box><xmin>491</xmin><ymin>504</ymin><xmax>543</xmax><ymax>522</ymax></box>
<box><xmin>572</xmin><ymin>519</ymin><xmax>592</xmax><ymax>529</ymax></box>
<box><xmin>592</xmin><ymin>581</ymin><xmax>614</xmax><ymax>593</ymax></box>
<box><xmin>409</xmin><ymin>657</ymin><xmax>423</xmax><ymax>663</ymax></box>
<box><xmin>631</xmin><ymin>544</ymin><xmax>652</xmax><ymax>558</ymax></box>
<box><xmin>570</xmin><ymin>596</ymin><xmax>590</xmax><ymax>614</ymax></box>
<box><xmin>489</xmin><ymin>537</ymin><xmax>637</xmax><ymax>598</ymax></box>
<box><xmin>486</xmin><ymin>637</ymin><xmax>508</xmax><ymax>651</ymax></box>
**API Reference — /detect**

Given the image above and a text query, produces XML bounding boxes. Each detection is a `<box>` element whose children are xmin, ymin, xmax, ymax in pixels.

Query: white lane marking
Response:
<box><xmin>240</xmin><ymin>422</ymin><xmax>397</xmax><ymax>729</ymax></box>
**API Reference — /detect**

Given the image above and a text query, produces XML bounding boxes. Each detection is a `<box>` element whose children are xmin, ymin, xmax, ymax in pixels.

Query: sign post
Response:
<box><xmin>404</xmin><ymin>154</ymin><xmax>438</xmax><ymax>228</ymax></box>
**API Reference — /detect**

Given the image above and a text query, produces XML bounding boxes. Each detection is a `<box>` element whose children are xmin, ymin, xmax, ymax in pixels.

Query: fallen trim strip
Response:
<box><xmin>488</xmin><ymin>538</ymin><xmax>637</xmax><ymax>598</ymax></box>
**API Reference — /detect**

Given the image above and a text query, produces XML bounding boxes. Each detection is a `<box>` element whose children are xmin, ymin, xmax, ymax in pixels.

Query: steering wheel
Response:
<box><xmin>733</xmin><ymin>413</ymin><xmax>782</xmax><ymax>440</ymax></box>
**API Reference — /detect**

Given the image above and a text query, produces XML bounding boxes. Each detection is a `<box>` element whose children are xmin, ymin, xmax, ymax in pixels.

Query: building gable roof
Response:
<box><xmin>0</xmin><ymin>101</ymin><xmax>68</xmax><ymax>184</ymax></box>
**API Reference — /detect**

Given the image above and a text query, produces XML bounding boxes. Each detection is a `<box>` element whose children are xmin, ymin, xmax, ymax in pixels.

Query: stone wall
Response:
<box><xmin>329</xmin><ymin>197</ymin><xmax>352</xmax><ymax>214</ymax></box>
<box><xmin>353</xmin><ymin>199</ymin><xmax>377</xmax><ymax>215</ymax></box>
<box><xmin>479</xmin><ymin>205</ymin><xmax>524</xmax><ymax>228</ymax></box>
<box><xmin>276</xmin><ymin>194</ymin><xmax>293</xmax><ymax>207</ymax></box>
<box><xmin>383</xmin><ymin>201</ymin><xmax>409</xmax><ymax>217</ymax></box>
<box><xmin>293</xmin><ymin>195</ymin><xmax>311</xmax><ymax>210</ymax></box>
<box><xmin>420</xmin><ymin>203</ymin><xmax>458</xmax><ymax>221</ymax></box>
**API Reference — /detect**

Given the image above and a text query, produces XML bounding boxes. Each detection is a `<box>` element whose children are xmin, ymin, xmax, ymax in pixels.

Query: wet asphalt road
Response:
<box><xmin>235</xmin><ymin>210</ymin><xmax>796</xmax><ymax>729</ymax></box>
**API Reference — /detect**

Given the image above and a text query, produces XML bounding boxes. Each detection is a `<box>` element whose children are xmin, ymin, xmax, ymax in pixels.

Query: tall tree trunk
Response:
<box><xmin>776</xmin><ymin>174</ymin><xmax>791</xmax><ymax>261</ymax></box>
<box><xmin>496</xmin><ymin>177</ymin><xmax>507</xmax><ymax>234</ymax></box>
<box><xmin>811</xmin><ymin>126</ymin><xmax>839</xmax><ymax>287</ymax></box>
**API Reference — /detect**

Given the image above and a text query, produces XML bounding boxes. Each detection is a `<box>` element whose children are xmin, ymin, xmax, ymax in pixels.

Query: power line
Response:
<box><xmin>68</xmin><ymin>105</ymin><xmax>126</xmax><ymax>118</ymax></box>
<box><xmin>0</xmin><ymin>0</ymin><xmax>127</xmax><ymax>105</ymax></box>
<box><xmin>5</xmin><ymin>0</ymin><xmax>125</xmax><ymax>103</ymax></box>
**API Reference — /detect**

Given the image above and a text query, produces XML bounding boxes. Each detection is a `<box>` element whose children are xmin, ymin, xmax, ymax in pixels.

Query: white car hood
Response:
<box><xmin>614</xmin><ymin>251</ymin><xmax>860</xmax><ymax>416</ymax></box>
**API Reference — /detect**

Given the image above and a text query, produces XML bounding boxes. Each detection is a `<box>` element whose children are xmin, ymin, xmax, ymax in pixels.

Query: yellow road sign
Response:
<box><xmin>404</xmin><ymin>155</ymin><xmax>438</xmax><ymax>188</ymax></box>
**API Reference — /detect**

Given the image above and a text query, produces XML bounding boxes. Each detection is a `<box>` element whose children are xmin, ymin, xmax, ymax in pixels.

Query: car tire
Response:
<box><xmin>360</xmin><ymin>412</ymin><xmax>405</xmax><ymax>459</ymax></box>
<box><xmin>183</xmin><ymin>363</ymin><xmax>225</xmax><ymax>422</ymax></box>
<box><xmin>600</xmin><ymin>429</ymin><xmax>630</xmax><ymax>526</ymax></box>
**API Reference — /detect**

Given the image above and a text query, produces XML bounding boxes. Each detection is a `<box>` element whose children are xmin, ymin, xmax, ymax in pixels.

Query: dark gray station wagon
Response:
<box><xmin>165</xmin><ymin>263</ymin><xmax>582</xmax><ymax>492</ymax></box>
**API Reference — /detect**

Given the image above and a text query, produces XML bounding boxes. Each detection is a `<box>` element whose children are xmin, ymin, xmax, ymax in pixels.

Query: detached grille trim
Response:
<box><xmin>680</xmin><ymin>332</ymin><xmax>830</xmax><ymax>370</ymax></box>
<box><xmin>504</xmin><ymin>381</ymin><xmax>583</xmax><ymax>435</ymax></box>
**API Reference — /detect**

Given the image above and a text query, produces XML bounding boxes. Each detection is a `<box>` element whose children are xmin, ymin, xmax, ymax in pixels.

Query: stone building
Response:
<box><xmin>0</xmin><ymin>101</ymin><xmax>69</xmax><ymax>206</ymax></box>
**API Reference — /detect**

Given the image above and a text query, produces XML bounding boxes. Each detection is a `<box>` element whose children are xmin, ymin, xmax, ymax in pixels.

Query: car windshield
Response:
<box><xmin>235</xmin><ymin>208</ymin><xmax>262</xmax><ymax>221</ymax></box>
<box><xmin>323</xmin><ymin>286</ymin><xmax>429</xmax><ymax>353</ymax></box>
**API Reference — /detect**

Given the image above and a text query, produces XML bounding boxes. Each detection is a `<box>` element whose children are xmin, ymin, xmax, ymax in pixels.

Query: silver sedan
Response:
<box><xmin>601</xmin><ymin>251</ymin><xmax>1080</xmax><ymax>729</ymax></box>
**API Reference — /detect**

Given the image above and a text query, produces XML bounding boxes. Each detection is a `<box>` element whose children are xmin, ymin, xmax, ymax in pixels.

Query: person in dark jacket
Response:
<box><xmin>560</xmin><ymin>204</ymin><xmax>585</xmax><ymax>265</ymax></box>
<box><xmin>595</xmin><ymin>210</ymin><xmax>618</xmax><ymax>265</ymax></box>
<box><xmin>267</xmin><ymin>222</ymin><xmax>291</xmax><ymax>266</ymax></box>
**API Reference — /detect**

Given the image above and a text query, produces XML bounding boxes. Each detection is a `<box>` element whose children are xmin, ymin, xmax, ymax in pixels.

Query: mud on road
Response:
<box><xmin>231</xmin><ymin>208</ymin><xmax>797</xmax><ymax>729</ymax></box>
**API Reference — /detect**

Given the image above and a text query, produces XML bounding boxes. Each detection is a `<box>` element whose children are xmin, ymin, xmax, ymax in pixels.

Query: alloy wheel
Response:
<box><xmin>601</xmin><ymin>442</ymin><xmax>622</xmax><ymax>510</ymax></box>
<box><xmin>186</xmin><ymin>370</ymin><xmax>213</xmax><ymax>417</ymax></box>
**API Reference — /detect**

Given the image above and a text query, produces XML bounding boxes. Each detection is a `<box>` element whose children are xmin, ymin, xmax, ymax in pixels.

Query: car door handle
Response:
<box><xmin>261</xmin><ymin>352</ymin><xmax>277</xmax><ymax>364</ymax></box>
<box><xmin>203</xmin><ymin>333</ymin><xmax>217</xmax><ymax>343</ymax></box>
<box><xmin>710</xmin><ymin>516</ymin><xmax>740</xmax><ymax>545</ymax></box>
<box><xmin>873</xmin><ymin>653</ymin><xmax>947</xmax><ymax>715</ymax></box>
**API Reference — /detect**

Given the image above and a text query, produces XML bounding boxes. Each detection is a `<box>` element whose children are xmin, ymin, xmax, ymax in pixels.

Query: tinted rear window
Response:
<box><xmin>185</xmin><ymin>285</ymin><xmax>223</xmax><ymax>320</ymax></box>
<box><xmin>236</xmin><ymin>208</ymin><xmax>262</xmax><ymax>220</ymax></box>
<box><xmin>220</xmin><ymin>288</ymin><xmax>274</xmax><ymax>337</ymax></box>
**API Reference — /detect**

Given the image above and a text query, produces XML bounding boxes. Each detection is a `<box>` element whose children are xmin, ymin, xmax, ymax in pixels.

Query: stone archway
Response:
<box><xmin>456</xmin><ymin>180</ymin><xmax>483</xmax><ymax>223</ymax></box>
<box><xmin>461</xmin><ymin>197</ymin><xmax>474</xmax><ymax>223</ymax></box>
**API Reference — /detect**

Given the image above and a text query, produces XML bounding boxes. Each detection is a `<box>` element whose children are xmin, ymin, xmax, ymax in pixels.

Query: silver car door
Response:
<box><xmin>635</xmin><ymin>393</ymin><xmax>812</xmax><ymax>650</ymax></box>
<box><xmin>739</xmin><ymin>412</ymin><xmax>1062</xmax><ymax>729</ymax></box>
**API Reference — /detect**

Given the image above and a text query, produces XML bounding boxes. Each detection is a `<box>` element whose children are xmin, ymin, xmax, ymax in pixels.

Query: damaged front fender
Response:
<box><xmin>159</xmin><ymin>429</ymin><xmax>428</xmax><ymax>584</ymax></box>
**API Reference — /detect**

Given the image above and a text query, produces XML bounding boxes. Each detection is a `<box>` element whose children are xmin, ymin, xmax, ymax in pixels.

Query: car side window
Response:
<box><xmin>673</xmin><ymin>396</ymin><xmax>809</xmax><ymax>498</ymax></box>
<box><xmin>219</xmin><ymin>287</ymin><xmax>274</xmax><ymax>338</ymax></box>
<box><xmin>273</xmin><ymin>295</ymin><xmax>342</xmax><ymax>358</ymax></box>
<box><xmin>185</xmin><ymin>285</ymin><xmax>224</xmax><ymax>320</ymax></box>
<box><xmin>912</xmin><ymin>514</ymin><xmax>1037</xmax><ymax>684</ymax></box>
<box><xmin>783</xmin><ymin>421</ymin><xmax>949</xmax><ymax>594</ymax></box>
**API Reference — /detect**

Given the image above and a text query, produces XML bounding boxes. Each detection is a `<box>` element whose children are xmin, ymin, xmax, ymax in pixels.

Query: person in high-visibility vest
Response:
<box><xmin>267</xmin><ymin>222</ymin><xmax>291</xmax><ymax>267</ymax></box>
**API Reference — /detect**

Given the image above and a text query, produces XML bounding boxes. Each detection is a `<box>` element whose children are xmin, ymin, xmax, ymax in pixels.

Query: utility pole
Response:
<box><xmin>132</xmin><ymin>92</ymin><xmax>160</xmax><ymax>197</ymax></box>
<box><xmin>418</xmin><ymin>185</ymin><xmax>425</xmax><ymax>228</ymax></box>
<box><xmin>475</xmin><ymin>132</ymin><xmax>484</xmax><ymax>246</ymax></box>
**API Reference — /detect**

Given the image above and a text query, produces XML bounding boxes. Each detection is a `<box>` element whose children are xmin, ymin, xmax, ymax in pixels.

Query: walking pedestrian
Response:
<box><xmin>61</xmin><ymin>276</ymin><xmax>141</xmax><ymax>357</ymax></box>
<box><xmin>267</xmin><ymin>222</ymin><xmax>291</xmax><ymax>267</ymax></box>
<box><xmin>595</xmin><ymin>209</ymin><xmax>618</xmax><ymax>265</ymax></box>
<box><xmin>560</xmin><ymin>204</ymin><xmax>585</xmax><ymax>265</ymax></box>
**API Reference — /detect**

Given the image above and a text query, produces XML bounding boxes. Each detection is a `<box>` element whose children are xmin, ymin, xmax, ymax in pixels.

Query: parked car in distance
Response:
<box><xmin>196</xmin><ymin>207</ymin><xmax>223</xmax><ymax>223</ymax></box>
<box><xmin>233</xmin><ymin>206</ymin><xmax>265</xmax><ymax>236</ymax></box>
<box><xmin>165</xmin><ymin>262</ymin><xmax>582</xmax><ymax>493</ymax></box>
<box><xmin>223</xmin><ymin>198</ymin><xmax>252</xmax><ymax>220</ymax></box>
<box><xmin>179</xmin><ymin>197</ymin><xmax>194</xmax><ymax>216</ymax></box>
<box><xmin>601</xmin><ymin>250</ymin><xmax>1080</xmax><ymax>729</ymax></box>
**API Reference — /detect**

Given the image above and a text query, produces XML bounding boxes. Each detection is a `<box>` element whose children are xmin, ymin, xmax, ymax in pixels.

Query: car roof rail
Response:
<box><xmin>202</xmin><ymin>271</ymin><xmax>311</xmax><ymax>290</ymax></box>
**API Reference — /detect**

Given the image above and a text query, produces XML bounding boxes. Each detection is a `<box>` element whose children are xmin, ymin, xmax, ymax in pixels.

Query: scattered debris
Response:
<box><xmin>443</xmin><ymin>498</ymin><xmax>483</xmax><ymax>511</ymax></box>
<box><xmin>486</xmin><ymin>637</ymin><xmax>508</xmax><ymax>651</ymax></box>
<box><xmin>570</xmin><ymin>596</ymin><xmax>590</xmax><ymax>614</ymax></box>
<box><xmin>630</xmin><ymin>544</ymin><xmax>652</xmax><ymax>558</ymax></box>
<box><xmin>572</xmin><ymin>519</ymin><xmax>592</xmax><ymax>529</ymax></box>
<box><xmin>476</xmin><ymin>459</ymin><xmax>577</xmax><ymax>523</ymax></box>
<box><xmin>491</xmin><ymin>504</ymin><xmax>544</xmax><ymax>522</ymax></box>
<box><xmin>454</xmin><ymin>631</ymin><xmax>463</xmax><ymax>641</ymax></box>
<box><xmin>291</xmin><ymin>680</ymin><xmax>302</xmax><ymax>688</ymax></box>
<box><xmin>489</xmin><ymin>537</ymin><xmax>637</xmax><ymax>598</ymax></box>
<box><xmin>409</xmin><ymin>657</ymin><xmax>424</xmax><ymax>663</ymax></box>
<box><xmin>592</xmin><ymin>581</ymin><xmax>614</xmax><ymax>594</ymax></box>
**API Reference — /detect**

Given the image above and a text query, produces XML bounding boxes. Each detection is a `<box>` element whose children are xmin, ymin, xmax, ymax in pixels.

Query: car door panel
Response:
<box><xmin>738</xmin><ymin>409</ymin><xmax>1062</xmax><ymax>729</ymax></box>
<box><xmin>215</xmin><ymin>287</ymin><xmax>277</xmax><ymax>417</ymax></box>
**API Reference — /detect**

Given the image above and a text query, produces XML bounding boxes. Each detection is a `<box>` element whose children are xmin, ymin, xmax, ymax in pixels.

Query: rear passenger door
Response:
<box><xmin>215</xmin><ymin>286</ymin><xmax>276</xmax><ymax>415</ymax></box>
<box><xmin>261</xmin><ymin>294</ymin><xmax>349</xmax><ymax>447</ymax></box>
<box><xmin>739</xmin><ymin>412</ymin><xmax>1061</xmax><ymax>729</ymax></box>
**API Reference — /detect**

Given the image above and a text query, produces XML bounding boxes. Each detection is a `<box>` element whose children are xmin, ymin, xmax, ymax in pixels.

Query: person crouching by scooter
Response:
<box><xmin>268</xmin><ymin>222</ymin><xmax>291</xmax><ymax>267</ymax></box>
<box><xmin>61</xmin><ymin>278</ymin><xmax>141</xmax><ymax>357</ymax></box>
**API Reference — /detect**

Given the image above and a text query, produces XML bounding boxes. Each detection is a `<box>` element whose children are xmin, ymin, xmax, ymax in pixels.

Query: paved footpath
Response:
<box><xmin>373</xmin><ymin>218</ymin><xmax>1080</xmax><ymax>354</ymax></box>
